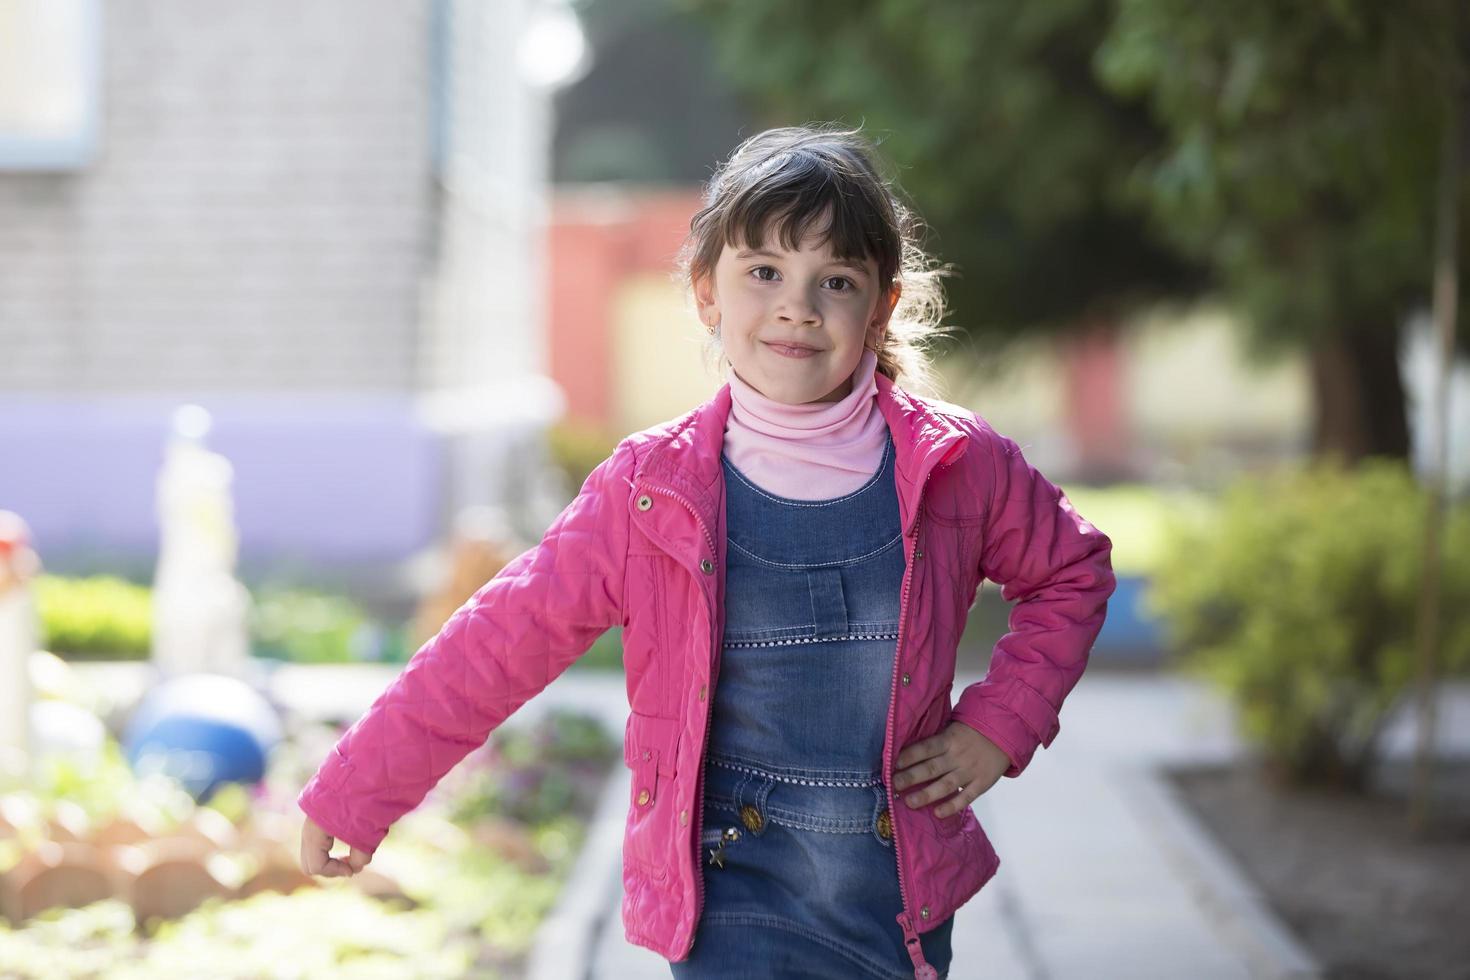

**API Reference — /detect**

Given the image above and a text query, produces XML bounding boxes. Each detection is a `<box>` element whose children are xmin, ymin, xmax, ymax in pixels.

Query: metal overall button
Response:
<box><xmin>876</xmin><ymin>808</ymin><xmax>893</xmax><ymax>841</ymax></box>
<box><xmin>739</xmin><ymin>804</ymin><xmax>764</xmax><ymax>833</ymax></box>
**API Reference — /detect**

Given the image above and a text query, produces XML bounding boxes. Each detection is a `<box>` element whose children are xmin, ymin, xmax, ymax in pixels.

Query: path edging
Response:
<box><xmin>1113</xmin><ymin>760</ymin><xmax>1324</xmax><ymax>980</ymax></box>
<box><xmin>526</xmin><ymin>754</ymin><xmax>630</xmax><ymax>980</ymax></box>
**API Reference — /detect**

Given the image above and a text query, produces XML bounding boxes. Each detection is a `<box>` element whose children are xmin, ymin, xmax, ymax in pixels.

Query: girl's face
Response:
<box><xmin>693</xmin><ymin>224</ymin><xmax>900</xmax><ymax>405</ymax></box>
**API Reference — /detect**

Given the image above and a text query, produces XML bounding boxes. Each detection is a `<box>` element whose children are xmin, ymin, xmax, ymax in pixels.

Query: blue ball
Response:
<box><xmin>124</xmin><ymin>673</ymin><xmax>283</xmax><ymax>802</ymax></box>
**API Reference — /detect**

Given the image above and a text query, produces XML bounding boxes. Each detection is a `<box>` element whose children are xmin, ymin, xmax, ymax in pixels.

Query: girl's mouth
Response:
<box><xmin>765</xmin><ymin>342</ymin><xmax>820</xmax><ymax>359</ymax></box>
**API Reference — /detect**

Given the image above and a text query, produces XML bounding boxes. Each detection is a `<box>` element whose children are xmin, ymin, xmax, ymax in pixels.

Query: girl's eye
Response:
<box><xmin>824</xmin><ymin>276</ymin><xmax>853</xmax><ymax>292</ymax></box>
<box><xmin>751</xmin><ymin>266</ymin><xmax>779</xmax><ymax>282</ymax></box>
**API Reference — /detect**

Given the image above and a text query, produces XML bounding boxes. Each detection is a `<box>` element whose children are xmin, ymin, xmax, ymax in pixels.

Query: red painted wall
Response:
<box><xmin>547</xmin><ymin>189</ymin><xmax>704</xmax><ymax>431</ymax></box>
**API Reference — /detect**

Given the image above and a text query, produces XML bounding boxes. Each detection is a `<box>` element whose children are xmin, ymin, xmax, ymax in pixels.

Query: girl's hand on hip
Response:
<box><xmin>299</xmin><ymin>815</ymin><xmax>373</xmax><ymax>878</ymax></box>
<box><xmin>892</xmin><ymin>723</ymin><xmax>1011</xmax><ymax>818</ymax></box>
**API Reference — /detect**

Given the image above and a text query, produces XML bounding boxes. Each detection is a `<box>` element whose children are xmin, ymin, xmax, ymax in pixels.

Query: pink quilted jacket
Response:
<box><xmin>297</xmin><ymin>371</ymin><xmax>1114</xmax><ymax>979</ymax></box>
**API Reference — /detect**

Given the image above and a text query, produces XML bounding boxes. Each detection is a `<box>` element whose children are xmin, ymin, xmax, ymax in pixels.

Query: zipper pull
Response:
<box><xmin>706</xmin><ymin>826</ymin><xmax>739</xmax><ymax>869</ymax></box>
<box><xmin>896</xmin><ymin>911</ymin><xmax>939</xmax><ymax>980</ymax></box>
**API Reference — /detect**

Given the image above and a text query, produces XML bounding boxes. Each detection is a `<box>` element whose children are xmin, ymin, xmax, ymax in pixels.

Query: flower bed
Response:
<box><xmin>0</xmin><ymin>708</ymin><xmax>616</xmax><ymax>979</ymax></box>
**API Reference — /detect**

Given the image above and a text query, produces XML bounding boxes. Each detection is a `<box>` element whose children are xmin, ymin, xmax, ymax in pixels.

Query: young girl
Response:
<box><xmin>298</xmin><ymin>125</ymin><xmax>1115</xmax><ymax>980</ymax></box>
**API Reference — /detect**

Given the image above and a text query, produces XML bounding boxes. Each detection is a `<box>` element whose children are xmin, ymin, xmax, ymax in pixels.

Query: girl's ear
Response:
<box><xmin>693</xmin><ymin>272</ymin><xmax>720</xmax><ymax>328</ymax></box>
<box><xmin>868</xmin><ymin>283</ymin><xmax>901</xmax><ymax>347</ymax></box>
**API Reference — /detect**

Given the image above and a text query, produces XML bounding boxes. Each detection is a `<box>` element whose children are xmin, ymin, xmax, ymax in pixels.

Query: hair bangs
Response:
<box><xmin>720</xmin><ymin>149</ymin><xmax>899</xmax><ymax>281</ymax></box>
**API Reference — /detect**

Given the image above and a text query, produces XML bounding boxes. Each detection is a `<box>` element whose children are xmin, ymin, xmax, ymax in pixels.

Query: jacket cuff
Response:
<box><xmin>296</xmin><ymin>754</ymin><xmax>384</xmax><ymax>854</ymax></box>
<box><xmin>950</xmin><ymin>678</ymin><xmax>1061</xmax><ymax>778</ymax></box>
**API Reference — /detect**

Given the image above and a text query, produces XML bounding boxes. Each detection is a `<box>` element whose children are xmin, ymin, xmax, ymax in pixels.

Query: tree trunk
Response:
<box><xmin>1307</xmin><ymin>324</ymin><xmax>1411</xmax><ymax>463</ymax></box>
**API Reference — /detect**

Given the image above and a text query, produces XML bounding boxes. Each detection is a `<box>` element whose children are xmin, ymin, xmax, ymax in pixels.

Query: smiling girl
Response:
<box><xmin>298</xmin><ymin>124</ymin><xmax>1115</xmax><ymax>980</ymax></box>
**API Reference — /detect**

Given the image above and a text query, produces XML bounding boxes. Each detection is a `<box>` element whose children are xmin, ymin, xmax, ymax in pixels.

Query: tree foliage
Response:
<box><xmin>674</xmin><ymin>0</ymin><xmax>1203</xmax><ymax>344</ymax></box>
<box><xmin>1096</xmin><ymin>0</ymin><xmax>1470</xmax><ymax>361</ymax></box>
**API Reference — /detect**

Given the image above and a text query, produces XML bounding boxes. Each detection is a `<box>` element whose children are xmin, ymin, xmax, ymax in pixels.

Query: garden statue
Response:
<box><xmin>151</xmin><ymin>404</ymin><xmax>252</xmax><ymax>680</ymax></box>
<box><xmin>0</xmin><ymin>510</ymin><xmax>40</xmax><ymax>780</ymax></box>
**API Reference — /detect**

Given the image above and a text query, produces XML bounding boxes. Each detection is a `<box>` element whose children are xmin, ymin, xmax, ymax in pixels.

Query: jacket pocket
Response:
<box><xmin>622</xmin><ymin>711</ymin><xmax>681</xmax><ymax>880</ymax></box>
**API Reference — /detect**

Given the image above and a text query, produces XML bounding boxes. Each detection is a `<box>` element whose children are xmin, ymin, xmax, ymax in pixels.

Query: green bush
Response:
<box><xmin>1059</xmin><ymin>483</ymin><xmax>1214</xmax><ymax>579</ymax></box>
<box><xmin>444</xmin><ymin>708</ymin><xmax>617</xmax><ymax>826</ymax></box>
<box><xmin>1145</xmin><ymin>457</ymin><xmax>1470</xmax><ymax>789</ymax></box>
<box><xmin>34</xmin><ymin>575</ymin><xmax>410</xmax><ymax>665</ymax></box>
<box><xmin>35</xmin><ymin>575</ymin><xmax>152</xmax><ymax>660</ymax></box>
<box><xmin>567</xmin><ymin>627</ymin><xmax>624</xmax><ymax>672</ymax></box>
<box><xmin>249</xmin><ymin>587</ymin><xmax>402</xmax><ymax>664</ymax></box>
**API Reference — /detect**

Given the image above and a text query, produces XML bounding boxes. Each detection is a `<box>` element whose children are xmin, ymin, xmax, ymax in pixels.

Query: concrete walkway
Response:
<box><xmin>71</xmin><ymin>661</ymin><xmax>1470</xmax><ymax>980</ymax></box>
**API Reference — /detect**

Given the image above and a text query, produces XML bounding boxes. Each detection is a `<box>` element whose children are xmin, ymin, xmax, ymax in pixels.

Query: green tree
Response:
<box><xmin>1096</xmin><ymin>0</ymin><xmax>1470</xmax><ymax>462</ymax></box>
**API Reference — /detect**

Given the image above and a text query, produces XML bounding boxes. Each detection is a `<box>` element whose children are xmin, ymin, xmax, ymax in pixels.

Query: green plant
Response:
<box><xmin>0</xmin><ymin>890</ymin><xmax>478</xmax><ymax>979</ymax></box>
<box><xmin>249</xmin><ymin>587</ymin><xmax>380</xmax><ymax>664</ymax></box>
<box><xmin>566</xmin><ymin>627</ymin><xmax>624</xmax><ymax>672</ymax></box>
<box><xmin>1145</xmin><ymin>457</ymin><xmax>1470</xmax><ymax>789</ymax></box>
<box><xmin>34</xmin><ymin>575</ymin><xmax>152</xmax><ymax>659</ymax></box>
<box><xmin>1057</xmin><ymin>482</ymin><xmax>1214</xmax><ymax>579</ymax></box>
<box><xmin>0</xmin><ymin>738</ymin><xmax>196</xmax><ymax>836</ymax></box>
<box><xmin>442</xmin><ymin>709</ymin><xmax>616</xmax><ymax>826</ymax></box>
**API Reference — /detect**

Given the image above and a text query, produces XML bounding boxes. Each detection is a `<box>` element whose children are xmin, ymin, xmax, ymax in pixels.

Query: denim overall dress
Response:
<box><xmin>670</xmin><ymin>433</ymin><xmax>956</xmax><ymax>980</ymax></box>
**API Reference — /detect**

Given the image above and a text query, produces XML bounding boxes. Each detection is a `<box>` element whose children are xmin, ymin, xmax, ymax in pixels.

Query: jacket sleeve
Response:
<box><xmin>949</xmin><ymin>427</ymin><xmax>1115</xmax><ymax>778</ymax></box>
<box><xmin>296</xmin><ymin>440</ymin><xmax>635</xmax><ymax>853</ymax></box>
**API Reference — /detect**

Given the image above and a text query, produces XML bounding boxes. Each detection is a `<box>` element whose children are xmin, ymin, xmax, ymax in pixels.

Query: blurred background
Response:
<box><xmin>1</xmin><ymin>1</ymin><xmax>1468</xmax><ymax>977</ymax></box>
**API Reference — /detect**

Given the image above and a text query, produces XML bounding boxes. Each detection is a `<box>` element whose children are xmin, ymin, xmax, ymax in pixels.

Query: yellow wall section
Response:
<box><xmin>612</xmin><ymin>274</ymin><xmax>723</xmax><ymax>435</ymax></box>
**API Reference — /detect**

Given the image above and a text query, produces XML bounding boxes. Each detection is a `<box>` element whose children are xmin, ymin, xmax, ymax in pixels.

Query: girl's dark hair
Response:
<box><xmin>676</xmin><ymin>123</ymin><xmax>954</xmax><ymax>395</ymax></box>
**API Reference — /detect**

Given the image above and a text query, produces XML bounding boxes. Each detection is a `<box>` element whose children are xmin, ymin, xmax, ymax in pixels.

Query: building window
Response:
<box><xmin>0</xmin><ymin>0</ymin><xmax>102</xmax><ymax>171</ymax></box>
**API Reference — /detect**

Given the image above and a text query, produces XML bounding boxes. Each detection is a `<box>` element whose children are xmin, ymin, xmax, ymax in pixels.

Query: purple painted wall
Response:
<box><xmin>0</xmin><ymin>395</ymin><xmax>444</xmax><ymax>573</ymax></box>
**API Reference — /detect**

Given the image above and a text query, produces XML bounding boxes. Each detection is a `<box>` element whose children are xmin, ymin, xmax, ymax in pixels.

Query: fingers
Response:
<box><xmin>299</xmin><ymin>819</ymin><xmax>372</xmax><ymax>878</ymax></box>
<box><xmin>299</xmin><ymin>820</ymin><xmax>326</xmax><ymax>876</ymax></box>
<box><xmin>892</xmin><ymin>731</ymin><xmax>954</xmax><ymax>792</ymax></box>
<box><xmin>345</xmin><ymin>847</ymin><xmax>373</xmax><ymax>874</ymax></box>
<box><xmin>898</xmin><ymin>768</ymin><xmax>968</xmax><ymax>812</ymax></box>
<box><xmin>893</xmin><ymin>735</ymin><xmax>946</xmax><ymax>772</ymax></box>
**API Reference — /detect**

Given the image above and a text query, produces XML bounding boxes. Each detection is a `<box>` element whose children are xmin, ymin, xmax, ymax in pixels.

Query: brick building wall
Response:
<box><xmin>0</xmin><ymin>0</ymin><xmax>433</xmax><ymax>393</ymax></box>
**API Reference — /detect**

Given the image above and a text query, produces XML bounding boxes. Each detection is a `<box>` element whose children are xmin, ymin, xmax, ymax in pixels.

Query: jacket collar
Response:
<box><xmin>635</xmin><ymin>370</ymin><xmax>968</xmax><ymax>537</ymax></box>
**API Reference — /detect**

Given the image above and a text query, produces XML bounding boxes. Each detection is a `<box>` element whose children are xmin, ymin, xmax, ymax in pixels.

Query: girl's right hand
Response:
<box><xmin>299</xmin><ymin>815</ymin><xmax>373</xmax><ymax>878</ymax></box>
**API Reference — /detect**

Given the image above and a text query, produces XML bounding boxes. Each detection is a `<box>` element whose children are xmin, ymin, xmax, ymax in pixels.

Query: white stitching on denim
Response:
<box><xmin>711</xmin><ymin>757</ymin><xmax>882</xmax><ymax>787</ymax></box>
<box><xmin>724</xmin><ymin>630</ymin><xmax>899</xmax><ymax>648</ymax></box>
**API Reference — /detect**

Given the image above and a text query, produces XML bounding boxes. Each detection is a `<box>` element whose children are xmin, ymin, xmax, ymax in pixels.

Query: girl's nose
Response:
<box><xmin>776</xmin><ymin>288</ymin><xmax>821</xmax><ymax>325</ymax></box>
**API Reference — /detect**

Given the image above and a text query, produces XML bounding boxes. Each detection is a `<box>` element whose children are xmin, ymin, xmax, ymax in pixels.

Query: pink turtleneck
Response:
<box><xmin>722</xmin><ymin>347</ymin><xmax>890</xmax><ymax>500</ymax></box>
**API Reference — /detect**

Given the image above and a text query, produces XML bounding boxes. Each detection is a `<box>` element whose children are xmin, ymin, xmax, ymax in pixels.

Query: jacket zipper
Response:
<box><xmin>639</xmin><ymin>482</ymin><xmax>721</xmax><ymax>956</ymax></box>
<box><xmin>887</xmin><ymin>482</ymin><xmax>940</xmax><ymax>980</ymax></box>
